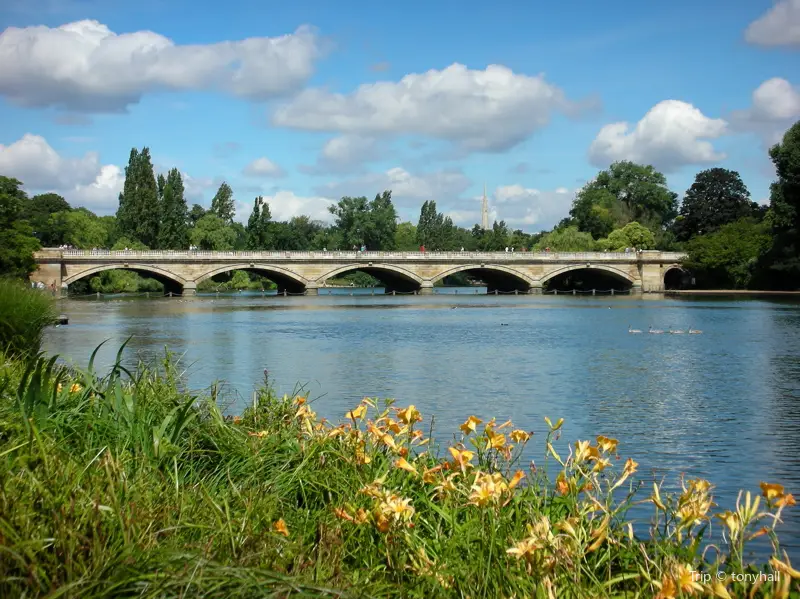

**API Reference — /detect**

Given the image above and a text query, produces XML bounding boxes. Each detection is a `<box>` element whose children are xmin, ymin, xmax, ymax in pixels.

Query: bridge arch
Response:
<box><xmin>318</xmin><ymin>263</ymin><xmax>423</xmax><ymax>293</ymax></box>
<box><xmin>664</xmin><ymin>265</ymin><xmax>690</xmax><ymax>290</ymax></box>
<box><xmin>430</xmin><ymin>264</ymin><xmax>536</xmax><ymax>292</ymax></box>
<box><xmin>64</xmin><ymin>264</ymin><xmax>188</xmax><ymax>293</ymax></box>
<box><xmin>194</xmin><ymin>263</ymin><xmax>309</xmax><ymax>293</ymax></box>
<box><xmin>539</xmin><ymin>264</ymin><xmax>636</xmax><ymax>291</ymax></box>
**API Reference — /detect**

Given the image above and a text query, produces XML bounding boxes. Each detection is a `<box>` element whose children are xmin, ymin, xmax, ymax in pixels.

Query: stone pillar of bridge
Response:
<box><xmin>528</xmin><ymin>282</ymin><xmax>543</xmax><ymax>295</ymax></box>
<box><xmin>305</xmin><ymin>284</ymin><xmax>319</xmax><ymax>296</ymax></box>
<box><xmin>182</xmin><ymin>282</ymin><xmax>197</xmax><ymax>296</ymax></box>
<box><xmin>419</xmin><ymin>282</ymin><xmax>434</xmax><ymax>295</ymax></box>
<box><xmin>638</xmin><ymin>262</ymin><xmax>664</xmax><ymax>293</ymax></box>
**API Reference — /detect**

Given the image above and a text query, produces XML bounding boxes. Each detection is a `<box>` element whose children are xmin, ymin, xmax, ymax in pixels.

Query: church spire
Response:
<box><xmin>481</xmin><ymin>183</ymin><xmax>490</xmax><ymax>230</ymax></box>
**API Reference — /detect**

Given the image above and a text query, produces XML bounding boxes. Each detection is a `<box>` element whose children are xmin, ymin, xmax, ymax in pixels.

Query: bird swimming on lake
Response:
<box><xmin>669</xmin><ymin>328</ymin><xmax>685</xmax><ymax>334</ymax></box>
<box><xmin>649</xmin><ymin>326</ymin><xmax>664</xmax><ymax>334</ymax></box>
<box><xmin>628</xmin><ymin>325</ymin><xmax>642</xmax><ymax>334</ymax></box>
<box><xmin>689</xmin><ymin>327</ymin><xmax>703</xmax><ymax>334</ymax></box>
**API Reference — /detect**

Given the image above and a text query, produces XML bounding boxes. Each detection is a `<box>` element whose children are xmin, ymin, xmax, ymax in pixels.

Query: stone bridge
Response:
<box><xmin>31</xmin><ymin>249</ymin><xmax>687</xmax><ymax>295</ymax></box>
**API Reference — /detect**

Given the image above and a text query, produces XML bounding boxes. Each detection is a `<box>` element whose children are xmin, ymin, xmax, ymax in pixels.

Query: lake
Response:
<box><xmin>43</xmin><ymin>290</ymin><xmax>800</xmax><ymax>558</ymax></box>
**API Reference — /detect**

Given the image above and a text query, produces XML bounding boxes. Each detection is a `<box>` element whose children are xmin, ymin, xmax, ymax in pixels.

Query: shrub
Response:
<box><xmin>0</xmin><ymin>278</ymin><xmax>56</xmax><ymax>357</ymax></box>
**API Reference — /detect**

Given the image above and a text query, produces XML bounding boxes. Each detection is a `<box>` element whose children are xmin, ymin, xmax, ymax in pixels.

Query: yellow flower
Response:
<box><xmin>397</xmin><ymin>405</ymin><xmax>422</xmax><ymax>425</ymax></box>
<box><xmin>676</xmin><ymin>564</ymin><xmax>703</xmax><ymax>595</ymax></box>
<box><xmin>459</xmin><ymin>415</ymin><xmax>482</xmax><ymax>435</ymax></box>
<box><xmin>294</xmin><ymin>396</ymin><xmax>306</xmax><ymax>406</ymax></box>
<box><xmin>716</xmin><ymin>511</ymin><xmax>741</xmax><ymax>537</ymax></box>
<box><xmin>379</xmin><ymin>494</ymin><xmax>415</xmax><ymax>523</ymax></box>
<box><xmin>486</xmin><ymin>428</ymin><xmax>507</xmax><ymax>450</ymax></box>
<box><xmin>506</xmin><ymin>537</ymin><xmax>538</xmax><ymax>561</ymax></box>
<box><xmin>509</xmin><ymin>429</ymin><xmax>531</xmax><ymax>443</ymax></box>
<box><xmin>508</xmin><ymin>470</ymin><xmax>525</xmax><ymax>490</ymax></box>
<box><xmin>770</xmin><ymin>553</ymin><xmax>800</xmax><ymax>578</ymax></box>
<box><xmin>593</xmin><ymin>458</ymin><xmax>611</xmax><ymax>473</ymax></box>
<box><xmin>574</xmin><ymin>440</ymin><xmax>599</xmax><ymax>463</ymax></box>
<box><xmin>248</xmin><ymin>430</ymin><xmax>268</xmax><ymax>438</ymax></box>
<box><xmin>760</xmin><ymin>482</ymin><xmax>785</xmax><ymax>503</ymax></box>
<box><xmin>57</xmin><ymin>383</ymin><xmax>63</xmax><ymax>394</ymax></box>
<box><xmin>555</xmin><ymin>472</ymin><xmax>570</xmax><ymax>495</ymax></box>
<box><xmin>345</xmin><ymin>404</ymin><xmax>367</xmax><ymax>420</ymax></box>
<box><xmin>374</xmin><ymin>511</ymin><xmax>391</xmax><ymax>533</ymax></box>
<box><xmin>777</xmin><ymin>493</ymin><xmax>797</xmax><ymax>508</ymax></box>
<box><xmin>655</xmin><ymin>575</ymin><xmax>677</xmax><ymax>599</ymax></box>
<box><xmin>394</xmin><ymin>457</ymin><xmax>417</xmax><ymax>476</ymax></box>
<box><xmin>623</xmin><ymin>457</ymin><xmax>638</xmax><ymax>477</ymax></box>
<box><xmin>596</xmin><ymin>435</ymin><xmax>618</xmax><ymax>453</ymax></box>
<box><xmin>422</xmin><ymin>465</ymin><xmax>442</xmax><ymax>483</ymax></box>
<box><xmin>232</xmin><ymin>416</ymin><xmax>243</xmax><ymax>425</ymax></box>
<box><xmin>273</xmin><ymin>519</ymin><xmax>289</xmax><ymax>537</ymax></box>
<box><xmin>448</xmin><ymin>446</ymin><xmax>474</xmax><ymax>473</ymax></box>
<box><xmin>434</xmin><ymin>473</ymin><xmax>458</xmax><ymax>498</ymax></box>
<box><xmin>468</xmin><ymin>472</ymin><xmax>508</xmax><ymax>507</ymax></box>
<box><xmin>69</xmin><ymin>383</ymin><xmax>83</xmax><ymax>394</ymax></box>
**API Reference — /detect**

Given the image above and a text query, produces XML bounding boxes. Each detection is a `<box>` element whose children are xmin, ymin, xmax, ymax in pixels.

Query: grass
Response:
<box><xmin>0</xmin><ymin>344</ymin><xmax>798</xmax><ymax>598</ymax></box>
<box><xmin>0</xmin><ymin>278</ymin><xmax>56</xmax><ymax>358</ymax></box>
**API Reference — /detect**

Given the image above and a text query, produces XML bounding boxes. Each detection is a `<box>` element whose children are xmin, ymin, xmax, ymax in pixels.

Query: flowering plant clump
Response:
<box><xmin>0</xmin><ymin>350</ymin><xmax>797</xmax><ymax>598</ymax></box>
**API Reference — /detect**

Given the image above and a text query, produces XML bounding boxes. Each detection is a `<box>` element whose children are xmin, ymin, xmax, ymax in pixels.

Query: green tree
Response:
<box><xmin>246</xmin><ymin>196</ymin><xmax>272</xmax><ymax>249</ymax></box>
<box><xmin>22</xmin><ymin>193</ymin><xmax>71</xmax><ymax>245</ymax></box>
<box><xmin>47</xmin><ymin>209</ymin><xmax>110</xmax><ymax>249</ymax></box>
<box><xmin>597</xmin><ymin>222</ymin><xmax>656</xmax><ymax>251</ymax></box>
<box><xmin>210</xmin><ymin>182</ymin><xmax>235</xmax><ymax>224</ymax></box>
<box><xmin>116</xmin><ymin>147</ymin><xmax>160</xmax><ymax>247</ymax></box>
<box><xmin>157</xmin><ymin>168</ymin><xmax>189</xmax><ymax>249</ymax></box>
<box><xmin>673</xmin><ymin>168</ymin><xmax>757</xmax><ymax>241</ymax></box>
<box><xmin>571</xmin><ymin>161</ymin><xmax>678</xmax><ymax>239</ymax></box>
<box><xmin>365</xmin><ymin>191</ymin><xmax>398</xmax><ymax>250</ymax></box>
<box><xmin>329</xmin><ymin>196</ymin><xmax>371</xmax><ymax>248</ymax></box>
<box><xmin>189</xmin><ymin>204</ymin><xmax>206</xmax><ymax>227</ymax></box>
<box><xmin>416</xmin><ymin>200</ymin><xmax>456</xmax><ymax>250</ymax></box>
<box><xmin>394</xmin><ymin>222</ymin><xmax>418</xmax><ymax>250</ymax></box>
<box><xmin>684</xmin><ymin>218</ymin><xmax>772</xmax><ymax>288</ymax></box>
<box><xmin>0</xmin><ymin>176</ymin><xmax>39</xmax><ymax>277</ymax></box>
<box><xmin>189</xmin><ymin>214</ymin><xmax>237</xmax><ymax>250</ymax></box>
<box><xmin>534</xmin><ymin>226</ymin><xmax>596</xmax><ymax>251</ymax></box>
<box><xmin>762</xmin><ymin>121</ymin><xmax>800</xmax><ymax>287</ymax></box>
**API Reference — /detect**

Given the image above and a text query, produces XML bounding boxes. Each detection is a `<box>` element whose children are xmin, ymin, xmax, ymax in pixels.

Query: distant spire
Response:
<box><xmin>481</xmin><ymin>183</ymin><xmax>490</xmax><ymax>230</ymax></box>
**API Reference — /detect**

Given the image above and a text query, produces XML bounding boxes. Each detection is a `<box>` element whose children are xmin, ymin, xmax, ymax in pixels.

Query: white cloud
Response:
<box><xmin>489</xmin><ymin>185</ymin><xmax>574</xmax><ymax>231</ymax></box>
<box><xmin>304</xmin><ymin>135</ymin><xmax>382</xmax><ymax>173</ymax></box>
<box><xmin>273</xmin><ymin>63</ymin><xmax>595</xmax><ymax>152</ymax></box>
<box><xmin>745</xmin><ymin>0</ymin><xmax>800</xmax><ymax>47</ymax></box>
<box><xmin>588</xmin><ymin>100</ymin><xmax>727</xmax><ymax>172</ymax></box>
<box><xmin>315</xmin><ymin>166</ymin><xmax>471</xmax><ymax>220</ymax></box>
<box><xmin>731</xmin><ymin>78</ymin><xmax>800</xmax><ymax>145</ymax></box>
<box><xmin>0</xmin><ymin>20</ymin><xmax>321</xmax><ymax>112</ymax></box>
<box><xmin>242</xmin><ymin>157</ymin><xmax>286</xmax><ymax>178</ymax></box>
<box><xmin>237</xmin><ymin>191</ymin><xmax>335</xmax><ymax>224</ymax></box>
<box><xmin>0</xmin><ymin>134</ymin><xmax>123</xmax><ymax>211</ymax></box>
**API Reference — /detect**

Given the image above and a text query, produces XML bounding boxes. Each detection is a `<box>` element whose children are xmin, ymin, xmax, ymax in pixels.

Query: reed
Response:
<box><xmin>0</xmin><ymin>278</ymin><xmax>56</xmax><ymax>358</ymax></box>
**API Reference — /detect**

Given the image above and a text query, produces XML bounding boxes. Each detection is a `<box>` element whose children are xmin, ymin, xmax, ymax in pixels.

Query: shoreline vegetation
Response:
<box><xmin>2</xmin><ymin>284</ymin><xmax>800</xmax><ymax>598</ymax></box>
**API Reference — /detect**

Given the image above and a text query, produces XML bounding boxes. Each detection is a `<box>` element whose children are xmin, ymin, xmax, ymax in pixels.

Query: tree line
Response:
<box><xmin>1</xmin><ymin>118</ymin><xmax>798</xmax><ymax>290</ymax></box>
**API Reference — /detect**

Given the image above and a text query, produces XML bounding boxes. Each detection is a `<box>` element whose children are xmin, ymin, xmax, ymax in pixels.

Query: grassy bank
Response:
<box><xmin>0</xmin><ymin>347</ymin><xmax>798</xmax><ymax>598</ymax></box>
<box><xmin>0</xmin><ymin>278</ymin><xmax>56</xmax><ymax>357</ymax></box>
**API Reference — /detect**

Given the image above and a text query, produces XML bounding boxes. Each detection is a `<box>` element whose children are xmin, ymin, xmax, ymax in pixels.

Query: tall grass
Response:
<box><xmin>0</xmin><ymin>278</ymin><xmax>56</xmax><ymax>358</ymax></box>
<box><xmin>0</xmin><ymin>346</ymin><xmax>797</xmax><ymax>598</ymax></box>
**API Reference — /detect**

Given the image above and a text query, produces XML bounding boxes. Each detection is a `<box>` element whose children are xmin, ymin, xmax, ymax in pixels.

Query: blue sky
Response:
<box><xmin>0</xmin><ymin>0</ymin><xmax>798</xmax><ymax>231</ymax></box>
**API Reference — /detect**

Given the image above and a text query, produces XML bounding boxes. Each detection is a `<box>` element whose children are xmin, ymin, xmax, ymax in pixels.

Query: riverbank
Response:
<box><xmin>0</xmin><ymin>344</ymin><xmax>798</xmax><ymax>597</ymax></box>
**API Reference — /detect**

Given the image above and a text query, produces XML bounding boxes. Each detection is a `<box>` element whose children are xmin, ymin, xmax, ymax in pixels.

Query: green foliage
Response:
<box><xmin>47</xmin><ymin>208</ymin><xmax>111</xmax><ymax>248</ymax></box>
<box><xmin>395</xmin><ymin>222</ymin><xmax>418</xmax><ymax>250</ymax></box>
<box><xmin>157</xmin><ymin>168</ymin><xmax>189</xmax><ymax>249</ymax></box>
<box><xmin>328</xmin><ymin>192</ymin><xmax>398</xmax><ymax>250</ymax></box>
<box><xmin>116</xmin><ymin>147</ymin><xmax>160</xmax><ymax>247</ymax></box>
<box><xmin>0</xmin><ymin>349</ymin><xmax>794</xmax><ymax>598</ymax></box>
<box><xmin>597</xmin><ymin>222</ymin><xmax>656</xmax><ymax>251</ymax></box>
<box><xmin>684</xmin><ymin>218</ymin><xmax>773</xmax><ymax>289</ymax></box>
<box><xmin>210</xmin><ymin>182</ymin><xmax>236</xmax><ymax>224</ymax></box>
<box><xmin>0</xmin><ymin>278</ymin><xmax>56</xmax><ymax>357</ymax></box>
<box><xmin>570</xmin><ymin>161</ymin><xmax>678</xmax><ymax>239</ymax></box>
<box><xmin>417</xmin><ymin>200</ymin><xmax>456</xmax><ymax>249</ymax></box>
<box><xmin>674</xmin><ymin>168</ymin><xmax>757</xmax><ymax>241</ymax></box>
<box><xmin>246</xmin><ymin>196</ymin><xmax>272</xmax><ymax>249</ymax></box>
<box><xmin>22</xmin><ymin>192</ymin><xmax>71</xmax><ymax>244</ymax></box>
<box><xmin>188</xmin><ymin>204</ymin><xmax>206</xmax><ymax>226</ymax></box>
<box><xmin>534</xmin><ymin>226</ymin><xmax>596</xmax><ymax>251</ymax></box>
<box><xmin>0</xmin><ymin>176</ymin><xmax>40</xmax><ymax>277</ymax></box>
<box><xmin>87</xmin><ymin>270</ymin><xmax>164</xmax><ymax>294</ymax></box>
<box><xmin>190</xmin><ymin>214</ymin><xmax>237</xmax><ymax>250</ymax></box>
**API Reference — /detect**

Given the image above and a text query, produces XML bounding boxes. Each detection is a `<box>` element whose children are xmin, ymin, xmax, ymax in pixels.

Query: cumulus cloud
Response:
<box><xmin>301</xmin><ymin>135</ymin><xmax>383</xmax><ymax>174</ymax></box>
<box><xmin>745</xmin><ymin>0</ymin><xmax>800</xmax><ymax>47</ymax></box>
<box><xmin>236</xmin><ymin>191</ymin><xmax>335</xmax><ymax>224</ymax></box>
<box><xmin>0</xmin><ymin>20</ymin><xmax>321</xmax><ymax>112</ymax></box>
<box><xmin>242</xmin><ymin>157</ymin><xmax>286</xmax><ymax>178</ymax></box>
<box><xmin>730</xmin><ymin>78</ymin><xmax>800</xmax><ymax>145</ymax></box>
<box><xmin>0</xmin><ymin>133</ymin><xmax>122</xmax><ymax>211</ymax></box>
<box><xmin>588</xmin><ymin>100</ymin><xmax>727</xmax><ymax>172</ymax></box>
<box><xmin>273</xmin><ymin>63</ymin><xmax>595</xmax><ymax>152</ymax></box>
<box><xmin>315</xmin><ymin>166</ymin><xmax>471</xmax><ymax>220</ymax></box>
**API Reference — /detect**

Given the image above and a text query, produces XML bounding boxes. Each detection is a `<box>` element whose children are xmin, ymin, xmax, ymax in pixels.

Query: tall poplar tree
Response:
<box><xmin>246</xmin><ymin>196</ymin><xmax>272</xmax><ymax>249</ymax></box>
<box><xmin>158</xmin><ymin>168</ymin><xmax>189</xmax><ymax>249</ymax></box>
<box><xmin>116</xmin><ymin>147</ymin><xmax>160</xmax><ymax>248</ymax></box>
<box><xmin>210</xmin><ymin>182</ymin><xmax>235</xmax><ymax>224</ymax></box>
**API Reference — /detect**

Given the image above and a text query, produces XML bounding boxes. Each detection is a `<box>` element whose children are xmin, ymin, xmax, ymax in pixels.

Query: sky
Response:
<box><xmin>0</xmin><ymin>0</ymin><xmax>798</xmax><ymax>232</ymax></box>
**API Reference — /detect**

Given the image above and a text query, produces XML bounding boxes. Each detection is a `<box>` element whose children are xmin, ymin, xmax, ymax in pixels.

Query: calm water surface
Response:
<box><xmin>44</xmin><ymin>291</ymin><xmax>800</xmax><ymax>558</ymax></box>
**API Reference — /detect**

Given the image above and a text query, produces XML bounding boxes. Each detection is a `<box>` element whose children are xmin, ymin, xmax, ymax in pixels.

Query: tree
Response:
<box><xmin>395</xmin><ymin>222</ymin><xmax>418</xmax><ymax>250</ymax></box>
<box><xmin>673</xmin><ymin>168</ymin><xmax>756</xmax><ymax>241</ymax></box>
<box><xmin>762</xmin><ymin>121</ymin><xmax>800</xmax><ymax>287</ymax></box>
<box><xmin>0</xmin><ymin>176</ymin><xmax>39</xmax><ymax>277</ymax></box>
<box><xmin>596</xmin><ymin>222</ymin><xmax>656</xmax><ymax>251</ymax></box>
<box><xmin>365</xmin><ymin>191</ymin><xmax>398</xmax><ymax>250</ymax></box>
<box><xmin>189</xmin><ymin>214</ymin><xmax>237</xmax><ymax>250</ymax></box>
<box><xmin>534</xmin><ymin>226</ymin><xmax>596</xmax><ymax>251</ymax></box>
<box><xmin>210</xmin><ymin>182</ymin><xmax>235</xmax><ymax>224</ymax></box>
<box><xmin>329</xmin><ymin>196</ymin><xmax>371</xmax><ymax>248</ymax></box>
<box><xmin>189</xmin><ymin>204</ymin><xmax>206</xmax><ymax>227</ymax></box>
<box><xmin>157</xmin><ymin>168</ymin><xmax>189</xmax><ymax>249</ymax></box>
<box><xmin>47</xmin><ymin>209</ymin><xmax>111</xmax><ymax>249</ymax></box>
<box><xmin>416</xmin><ymin>200</ymin><xmax>456</xmax><ymax>250</ymax></box>
<box><xmin>116</xmin><ymin>147</ymin><xmax>160</xmax><ymax>247</ymax></box>
<box><xmin>246</xmin><ymin>196</ymin><xmax>272</xmax><ymax>249</ymax></box>
<box><xmin>570</xmin><ymin>161</ymin><xmax>678</xmax><ymax>239</ymax></box>
<box><xmin>22</xmin><ymin>192</ymin><xmax>71</xmax><ymax>244</ymax></box>
<box><xmin>684</xmin><ymin>218</ymin><xmax>772</xmax><ymax>288</ymax></box>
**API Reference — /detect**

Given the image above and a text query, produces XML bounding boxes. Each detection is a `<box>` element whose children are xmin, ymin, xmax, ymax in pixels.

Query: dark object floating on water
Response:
<box><xmin>56</xmin><ymin>315</ymin><xmax>69</xmax><ymax>325</ymax></box>
<box><xmin>501</xmin><ymin>323</ymin><xmax>509</xmax><ymax>326</ymax></box>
